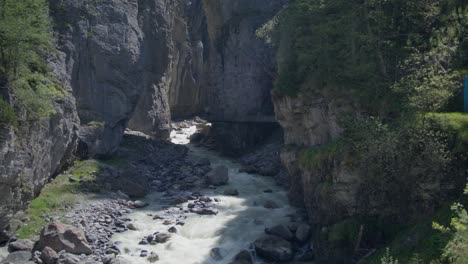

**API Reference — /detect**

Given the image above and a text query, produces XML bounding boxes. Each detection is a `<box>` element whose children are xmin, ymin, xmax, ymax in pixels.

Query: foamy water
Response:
<box><xmin>0</xmin><ymin>246</ymin><xmax>8</xmax><ymax>261</ymax></box>
<box><xmin>112</xmin><ymin>126</ymin><xmax>296</xmax><ymax>264</ymax></box>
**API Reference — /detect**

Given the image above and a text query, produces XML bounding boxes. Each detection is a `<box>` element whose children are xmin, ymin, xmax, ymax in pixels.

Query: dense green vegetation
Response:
<box><xmin>271</xmin><ymin>0</ymin><xmax>467</xmax><ymax>113</ymax></box>
<box><xmin>261</xmin><ymin>0</ymin><xmax>468</xmax><ymax>262</ymax></box>
<box><xmin>0</xmin><ymin>0</ymin><xmax>62</xmax><ymax>125</ymax></box>
<box><xmin>368</xmin><ymin>184</ymin><xmax>468</xmax><ymax>264</ymax></box>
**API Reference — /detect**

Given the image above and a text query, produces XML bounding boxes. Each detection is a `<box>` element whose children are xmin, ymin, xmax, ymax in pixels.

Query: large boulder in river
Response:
<box><xmin>254</xmin><ymin>235</ymin><xmax>293</xmax><ymax>262</ymax></box>
<box><xmin>265</xmin><ymin>225</ymin><xmax>294</xmax><ymax>241</ymax></box>
<box><xmin>35</xmin><ymin>223</ymin><xmax>92</xmax><ymax>255</ymax></box>
<box><xmin>229</xmin><ymin>250</ymin><xmax>253</xmax><ymax>264</ymax></box>
<box><xmin>206</xmin><ymin>166</ymin><xmax>229</xmax><ymax>186</ymax></box>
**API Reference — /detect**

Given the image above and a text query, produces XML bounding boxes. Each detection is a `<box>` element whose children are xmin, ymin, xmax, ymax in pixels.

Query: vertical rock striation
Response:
<box><xmin>198</xmin><ymin>0</ymin><xmax>287</xmax><ymax>154</ymax></box>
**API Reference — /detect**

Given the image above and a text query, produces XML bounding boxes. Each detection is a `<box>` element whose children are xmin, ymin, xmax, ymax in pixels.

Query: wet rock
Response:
<box><xmin>168</xmin><ymin>227</ymin><xmax>177</xmax><ymax>233</ymax></box>
<box><xmin>191</xmin><ymin>208</ymin><xmax>218</xmax><ymax>215</ymax></box>
<box><xmin>263</xmin><ymin>200</ymin><xmax>280</xmax><ymax>209</ymax></box>
<box><xmin>147</xmin><ymin>252</ymin><xmax>159</xmax><ymax>263</ymax></box>
<box><xmin>210</xmin><ymin>248</ymin><xmax>223</xmax><ymax>261</ymax></box>
<box><xmin>1</xmin><ymin>251</ymin><xmax>33</xmax><ymax>263</ymax></box>
<box><xmin>101</xmin><ymin>254</ymin><xmax>115</xmax><ymax>264</ymax></box>
<box><xmin>133</xmin><ymin>201</ymin><xmax>148</xmax><ymax>208</ymax></box>
<box><xmin>35</xmin><ymin>223</ymin><xmax>92</xmax><ymax>255</ymax></box>
<box><xmin>224</xmin><ymin>188</ymin><xmax>239</xmax><ymax>196</ymax></box>
<box><xmin>206</xmin><ymin>166</ymin><xmax>229</xmax><ymax>186</ymax></box>
<box><xmin>254</xmin><ymin>235</ymin><xmax>293</xmax><ymax>262</ymax></box>
<box><xmin>265</xmin><ymin>225</ymin><xmax>294</xmax><ymax>241</ymax></box>
<box><xmin>295</xmin><ymin>224</ymin><xmax>311</xmax><ymax>243</ymax></box>
<box><xmin>230</xmin><ymin>250</ymin><xmax>253</xmax><ymax>264</ymax></box>
<box><xmin>40</xmin><ymin>247</ymin><xmax>59</xmax><ymax>264</ymax></box>
<box><xmin>199</xmin><ymin>196</ymin><xmax>212</xmax><ymax>203</ymax></box>
<box><xmin>8</xmin><ymin>239</ymin><xmax>34</xmax><ymax>252</ymax></box>
<box><xmin>140</xmin><ymin>250</ymin><xmax>148</xmax><ymax>257</ymax></box>
<box><xmin>127</xmin><ymin>223</ymin><xmax>137</xmax><ymax>231</ymax></box>
<box><xmin>155</xmin><ymin>233</ymin><xmax>170</xmax><ymax>243</ymax></box>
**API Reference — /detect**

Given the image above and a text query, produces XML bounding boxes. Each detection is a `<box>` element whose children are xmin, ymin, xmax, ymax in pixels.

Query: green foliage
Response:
<box><xmin>363</xmin><ymin>183</ymin><xmax>468</xmax><ymax>264</ymax></box>
<box><xmin>17</xmin><ymin>160</ymin><xmax>99</xmax><ymax>238</ymax></box>
<box><xmin>272</xmin><ymin>0</ymin><xmax>467</xmax><ymax>115</ymax></box>
<box><xmin>327</xmin><ymin>218</ymin><xmax>361</xmax><ymax>247</ymax></box>
<box><xmin>0</xmin><ymin>0</ymin><xmax>62</xmax><ymax>120</ymax></box>
<box><xmin>299</xmin><ymin>139</ymin><xmax>345</xmax><ymax>169</ymax></box>
<box><xmin>427</xmin><ymin>113</ymin><xmax>468</xmax><ymax>151</ymax></box>
<box><xmin>86</xmin><ymin>120</ymin><xmax>105</xmax><ymax>127</ymax></box>
<box><xmin>0</xmin><ymin>97</ymin><xmax>16</xmax><ymax>126</ymax></box>
<box><xmin>381</xmin><ymin>248</ymin><xmax>399</xmax><ymax>264</ymax></box>
<box><xmin>343</xmin><ymin>115</ymin><xmax>451</xmax><ymax>215</ymax></box>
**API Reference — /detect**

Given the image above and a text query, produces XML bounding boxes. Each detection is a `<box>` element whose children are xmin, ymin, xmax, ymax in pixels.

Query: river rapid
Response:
<box><xmin>111</xmin><ymin>125</ymin><xmax>297</xmax><ymax>264</ymax></box>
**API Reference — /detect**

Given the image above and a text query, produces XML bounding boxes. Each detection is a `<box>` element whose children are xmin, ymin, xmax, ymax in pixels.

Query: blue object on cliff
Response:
<box><xmin>465</xmin><ymin>75</ymin><xmax>468</xmax><ymax>113</ymax></box>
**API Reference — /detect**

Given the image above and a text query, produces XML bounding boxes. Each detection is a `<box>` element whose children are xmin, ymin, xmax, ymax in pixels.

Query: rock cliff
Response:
<box><xmin>0</xmin><ymin>67</ymin><xmax>79</xmax><ymax>242</ymax></box>
<box><xmin>1</xmin><ymin>0</ymin><xmax>287</xmax><ymax>239</ymax></box>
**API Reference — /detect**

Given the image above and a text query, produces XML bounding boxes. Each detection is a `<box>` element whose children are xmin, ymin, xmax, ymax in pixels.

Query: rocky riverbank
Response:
<box><xmin>1</xmin><ymin>120</ymin><xmax>312</xmax><ymax>264</ymax></box>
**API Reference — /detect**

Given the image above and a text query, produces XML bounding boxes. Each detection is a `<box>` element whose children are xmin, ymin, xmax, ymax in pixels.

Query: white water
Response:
<box><xmin>112</xmin><ymin>125</ymin><xmax>297</xmax><ymax>264</ymax></box>
<box><xmin>0</xmin><ymin>246</ymin><xmax>7</xmax><ymax>261</ymax></box>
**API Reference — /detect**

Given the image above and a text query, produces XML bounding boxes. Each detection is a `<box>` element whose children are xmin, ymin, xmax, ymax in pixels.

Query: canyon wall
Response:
<box><xmin>0</xmin><ymin>0</ymin><xmax>286</xmax><ymax>238</ymax></box>
<box><xmin>0</xmin><ymin>58</ymin><xmax>79</xmax><ymax>242</ymax></box>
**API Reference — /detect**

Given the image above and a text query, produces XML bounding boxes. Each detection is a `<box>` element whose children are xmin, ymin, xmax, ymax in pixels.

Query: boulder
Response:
<box><xmin>229</xmin><ymin>250</ymin><xmax>253</xmax><ymax>264</ymax></box>
<box><xmin>40</xmin><ymin>247</ymin><xmax>59</xmax><ymax>264</ymax></box>
<box><xmin>210</xmin><ymin>248</ymin><xmax>223</xmax><ymax>261</ymax></box>
<box><xmin>147</xmin><ymin>252</ymin><xmax>159</xmax><ymax>263</ymax></box>
<box><xmin>206</xmin><ymin>166</ymin><xmax>229</xmax><ymax>186</ymax></box>
<box><xmin>155</xmin><ymin>233</ymin><xmax>170</xmax><ymax>243</ymax></box>
<box><xmin>190</xmin><ymin>208</ymin><xmax>219</xmax><ymax>215</ymax></box>
<box><xmin>265</xmin><ymin>225</ymin><xmax>294</xmax><ymax>241</ymax></box>
<box><xmin>254</xmin><ymin>235</ymin><xmax>293</xmax><ymax>262</ymax></box>
<box><xmin>8</xmin><ymin>239</ymin><xmax>34</xmax><ymax>252</ymax></box>
<box><xmin>35</xmin><ymin>223</ymin><xmax>92</xmax><ymax>255</ymax></box>
<box><xmin>295</xmin><ymin>223</ymin><xmax>311</xmax><ymax>243</ymax></box>
<box><xmin>133</xmin><ymin>201</ymin><xmax>148</xmax><ymax>208</ymax></box>
<box><xmin>1</xmin><ymin>251</ymin><xmax>33</xmax><ymax>264</ymax></box>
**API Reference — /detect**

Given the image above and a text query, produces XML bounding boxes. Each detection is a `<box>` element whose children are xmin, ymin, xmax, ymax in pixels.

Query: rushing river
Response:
<box><xmin>112</xmin><ymin>125</ymin><xmax>296</xmax><ymax>264</ymax></box>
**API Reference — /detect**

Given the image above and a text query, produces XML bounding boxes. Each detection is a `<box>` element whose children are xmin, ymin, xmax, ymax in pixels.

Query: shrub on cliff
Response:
<box><xmin>0</xmin><ymin>0</ymin><xmax>61</xmax><ymax>121</ymax></box>
<box><xmin>0</xmin><ymin>98</ymin><xmax>16</xmax><ymax>126</ymax></box>
<box><xmin>269</xmin><ymin>0</ymin><xmax>467</xmax><ymax>115</ymax></box>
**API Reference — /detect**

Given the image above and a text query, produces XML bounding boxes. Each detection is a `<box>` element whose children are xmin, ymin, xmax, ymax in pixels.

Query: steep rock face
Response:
<box><xmin>199</xmin><ymin>0</ymin><xmax>286</xmax><ymax>154</ymax></box>
<box><xmin>0</xmin><ymin>76</ymin><xmax>79</xmax><ymax>240</ymax></box>
<box><xmin>274</xmin><ymin>91</ymin><xmax>464</xmax><ymax>229</ymax></box>
<box><xmin>273</xmin><ymin>92</ymin><xmax>359</xmax><ymax>224</ymax></box>
<box><xmin>50</xmin><ymin>0</ymin><xmax>186</xmax><ymax>154</ymax></box>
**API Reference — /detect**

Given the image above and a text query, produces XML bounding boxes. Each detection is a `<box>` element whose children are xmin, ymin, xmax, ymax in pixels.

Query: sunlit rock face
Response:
<box><xmin>50</xmin><ymin>0</ymin><xmax>184</xmax><ymax>153</ymax></box>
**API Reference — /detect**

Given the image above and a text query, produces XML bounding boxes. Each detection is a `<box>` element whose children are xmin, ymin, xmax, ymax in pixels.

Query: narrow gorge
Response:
<box><xmin>1</xmin><ymin>0</ymin><xmax>468</xmax><ymax>264</ymax></box>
